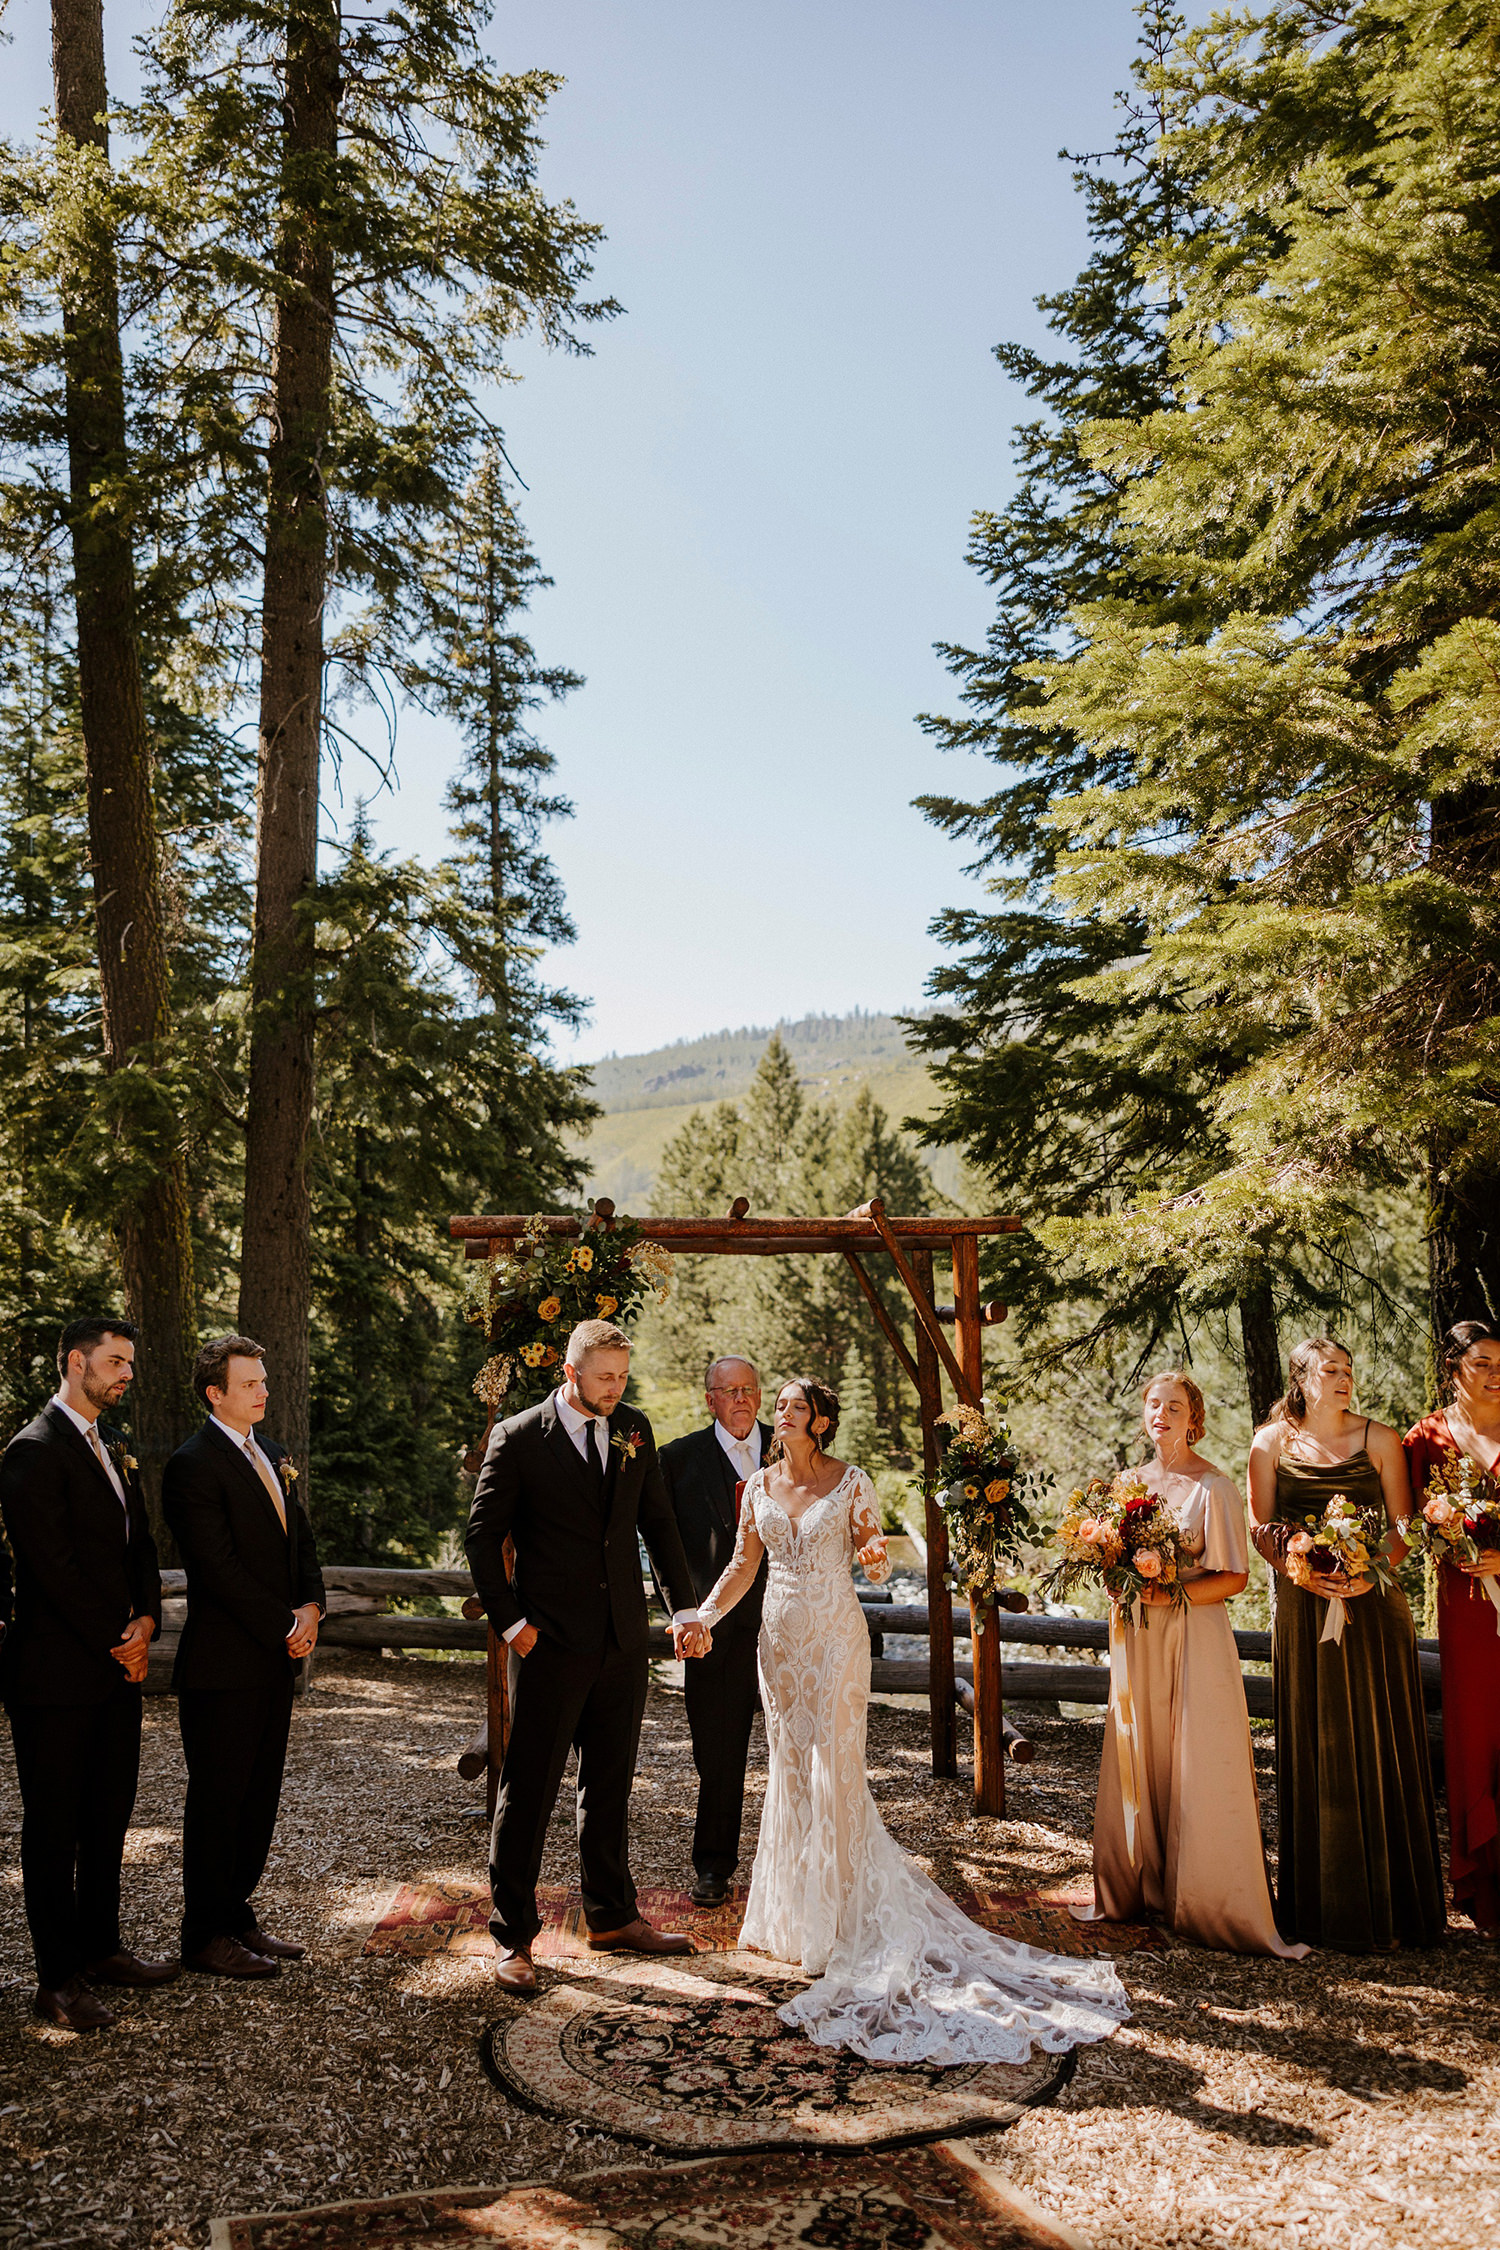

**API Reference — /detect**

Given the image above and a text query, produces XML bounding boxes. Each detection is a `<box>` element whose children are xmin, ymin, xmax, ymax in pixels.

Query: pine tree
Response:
<box><xmin>907</xmin><ymin>3</ymin><xmax>1298</xmax><ymax>1415</ymax></box>
<box><xmin>836</xmin><ymin>1342</ymin><xmax>884</xmax><ymax>1475</ymax></box>
<box><xmin>1018</xmin><ymin>0</ymin><xmax>1500</xmax><ymax>1359</ymax></box>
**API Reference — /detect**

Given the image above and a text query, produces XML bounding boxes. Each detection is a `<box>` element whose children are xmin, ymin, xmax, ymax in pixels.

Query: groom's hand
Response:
<box><xmin>674</xmin><ymin>1620</ymin><xmax>712</xmax><ymax>1659</ymax></box>
<box><xmin>510</xmin><ymin>1623</ymin><xmax>539</xmax><ymax>1657</ymax></box>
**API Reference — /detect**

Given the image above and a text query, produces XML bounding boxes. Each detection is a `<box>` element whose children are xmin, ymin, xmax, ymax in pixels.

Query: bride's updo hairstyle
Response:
<box><xmin>1141</xmin><ymin>1368</ymin><xmax>1206</xmax><ymax>1445</ymax></box>
<box><xmin>1267</xmin><ymin>1334</ymin><xmax>1351</xmax><ymax>1428</ymax></box>
<box><xmin>769</xmin><ymin>1374</ymin><xmax>841</xmax><ymax>1467</ymax></box>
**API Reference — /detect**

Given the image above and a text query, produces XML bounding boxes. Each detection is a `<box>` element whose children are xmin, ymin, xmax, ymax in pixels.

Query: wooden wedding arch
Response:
<box><xmin>449</xmin><ymin>1195</ymin><xmax>1024</xmax><ymax>1815</ymax></box>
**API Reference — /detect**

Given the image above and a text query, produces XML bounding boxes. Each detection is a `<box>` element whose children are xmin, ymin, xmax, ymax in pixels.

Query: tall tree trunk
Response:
<box><xmin>52</xmin><ymin>0</ymin><xmax>198</xmax><ymax>1544</ymax></box>
<box><xmin>237</xmin><ymin>4</ymin><xmax>339</xmax><ymax>1477</ymax></box>
<box><xmin>1426</xmin><ymin>780</ymin><xmax>1500</xmax><ymax>1355</ymax></box>
<box><xmin>1237</xmin><ymin>1267</ymin><xmax>1281</xmax><ymax>1430</ymax></box>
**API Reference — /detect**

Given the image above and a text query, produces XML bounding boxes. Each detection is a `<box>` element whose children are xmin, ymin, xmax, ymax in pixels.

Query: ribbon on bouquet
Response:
<box><xmin>1107</xmin><ymin>1605</ymin><xmax>1143</xmax><ymax>1867</ymax></box>
<box><xmin>1319</xmin><ymin>1593</ymin><xmax>1348</xmax><ymax>1646</ymax></box>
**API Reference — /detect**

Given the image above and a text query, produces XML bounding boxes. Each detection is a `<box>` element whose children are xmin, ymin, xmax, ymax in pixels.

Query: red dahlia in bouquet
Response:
<box><xmin>1042</xmin><ymin>1472</ymin><xmax>1192</xmax><ymax>1622</ymax></box>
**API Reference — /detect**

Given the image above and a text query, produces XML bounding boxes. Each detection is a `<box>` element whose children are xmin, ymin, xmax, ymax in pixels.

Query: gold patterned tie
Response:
<box><xmin>88</xmin><ymin>1423</ymin><xmax>126</xmax><ymax>1513</ymax></box>
<box><xmin>244</xmin><ymin>1437</ymin><xmax>288</xmax><ymax>1533</ymax></box>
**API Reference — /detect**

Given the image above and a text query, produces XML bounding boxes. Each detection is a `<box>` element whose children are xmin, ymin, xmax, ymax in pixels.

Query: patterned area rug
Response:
<box><xmin>360</xmin><ymin>1881</ymin><xmax>1155</xmax><ymax>1962</ymax></box>
<box><xmin>210</xmin><ymin>2142</ymin><xmax>1089</xmax><ymax>2248</ymax></box>
<box><xmin>480</xmin><ymin>1951</ymin><xmax>1082</xmax><ymax>2155</ymax></box>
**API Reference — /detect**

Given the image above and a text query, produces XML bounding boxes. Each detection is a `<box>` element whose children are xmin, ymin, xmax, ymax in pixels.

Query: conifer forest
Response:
<box><xmin>2</xmin><ymin>0</ymin><xmax>1497</xmax><ymax>1556</ymax></box>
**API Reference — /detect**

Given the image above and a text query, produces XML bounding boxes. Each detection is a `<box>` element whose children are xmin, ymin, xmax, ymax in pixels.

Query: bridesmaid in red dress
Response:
<box><xmin>1404</xmin><ymin>1320</ymin><xmax>1500</xmax><ymax>1936</ymax></box>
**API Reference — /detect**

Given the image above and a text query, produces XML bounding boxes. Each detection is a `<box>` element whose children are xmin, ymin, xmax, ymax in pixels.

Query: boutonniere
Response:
<box><xmin>108</xmin><ymin>1439</ymin><xmax>138</xmax><ymax>1477</ymax></box>
<box><xmin>277</xmin><ymin>1455</ymin><xmax>300</xmax><ymax>1486</ymax></box>
<box><xmin>610</xmin><ymin>1429</ymin><xmax>644</xmax><ymax>1465</ymax></box>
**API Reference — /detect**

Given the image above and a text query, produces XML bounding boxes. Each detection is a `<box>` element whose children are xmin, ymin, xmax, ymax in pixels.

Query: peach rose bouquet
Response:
<box><xmin>1401</xmin><ymin>1454</ymin><xmax>1500</xmax><ymax>1631</ymax></box>
<box><xmin>1042</xmin><ymin>1472</ymin><xmax>1192</xmax><ymax>1622</ymax></box>
<box><xmin>1285</xmin><ymin>1492</ymin><xmax>1396</xmax><ymax>1644</ymax></box>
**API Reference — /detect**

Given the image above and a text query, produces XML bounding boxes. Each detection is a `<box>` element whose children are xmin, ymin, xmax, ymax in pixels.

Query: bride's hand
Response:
<box><xmin>857</xmin><ymin>1534</ymin><xmax>891</xmax><ymax>1582</ymax></box>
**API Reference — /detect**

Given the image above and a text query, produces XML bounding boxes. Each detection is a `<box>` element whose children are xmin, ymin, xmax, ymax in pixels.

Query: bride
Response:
<box><xmin>698</xmin><ymin>1373</ymin><xmax>1129</xmax><ymax>2065</ymax></box>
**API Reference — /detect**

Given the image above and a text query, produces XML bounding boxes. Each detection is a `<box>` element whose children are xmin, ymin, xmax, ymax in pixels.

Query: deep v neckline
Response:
<box><xmin>763</xmin><ymin>1463</ymin><xmax>857</xmax><ymax>1539</ymax></box>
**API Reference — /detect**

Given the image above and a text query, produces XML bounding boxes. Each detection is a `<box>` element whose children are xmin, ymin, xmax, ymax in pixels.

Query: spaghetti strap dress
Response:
<box><xmin>1404</xmin><ymin>1413</ymin><xmax>1500</xmax><ymax>1932</ymax></box>
<box><xmin>1270</xmin><ymin>1445</ymin><xmax>1444</xmax><ymax>1950</ymax></box>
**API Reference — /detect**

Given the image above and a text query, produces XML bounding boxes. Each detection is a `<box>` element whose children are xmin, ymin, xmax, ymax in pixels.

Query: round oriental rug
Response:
<box><xmin>480</xmin><ymin>1952</ymin><xmax>1077</xmax><ymax>2156</ymax></box>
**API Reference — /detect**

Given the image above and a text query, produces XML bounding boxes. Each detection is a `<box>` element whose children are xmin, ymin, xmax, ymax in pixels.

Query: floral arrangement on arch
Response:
<box><xmin>464</xmin><ymin>1212</ymin><xmax>674</xmax><ymax>1413</ymax></box>
<box><xmin>920</xmin><ymin>1397</ymin><xmax>1045</xmax><ymax>1621</ymax></box>
<box><xmin>1042</xmin><ymin>1471</ymin><xmax>1193</xmax><ymax>1620</ymax></box>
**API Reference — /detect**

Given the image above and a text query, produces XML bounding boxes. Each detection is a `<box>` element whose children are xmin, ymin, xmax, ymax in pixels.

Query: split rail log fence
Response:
<box><xmin>150</xmin><ymin>1566</ymin><xmax>1445</xmax><ymax>1756</ymax></box>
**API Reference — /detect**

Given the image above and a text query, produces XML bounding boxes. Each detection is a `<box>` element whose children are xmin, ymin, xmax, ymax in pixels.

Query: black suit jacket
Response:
<box><xmin>164</xmin><ymin>1421</ymin><xmax>325</xmax><ymax>1693</ymax></box>
<box><xmin>658</xmin><ymin>1420</ymin><xmax>770</xmax><ymax>1635</ymax></box>
<box><xmin>466</xmin><ymin>1393</ymin><xmax>696</xmax><ymax>1658</ymax></box>
<box><xmin>0</xmin><ymin>1403</ymin><xmax>162</xmax><ymax>1708</ymax></box>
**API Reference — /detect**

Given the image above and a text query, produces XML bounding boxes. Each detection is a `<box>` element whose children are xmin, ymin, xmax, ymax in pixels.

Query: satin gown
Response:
<box><xmin>1404</xmin><ymin>1414</ymin><xmax>1500</xmax><ymax>1932</ymax></box>
<box><xmin>1083</xmin><ymin>1472</ymin><xmax>1304</xmax><ymax>1957</ymax></box>
<box><xmin>701</xmin><ymin>1464</ymin><xmax>1129</xmax><ymax>2064</ymax></box>
<box><xmin>1270</xmin><ymin>1447</ymin><xmax>1444</xmax><ymax>1950</ymax></box>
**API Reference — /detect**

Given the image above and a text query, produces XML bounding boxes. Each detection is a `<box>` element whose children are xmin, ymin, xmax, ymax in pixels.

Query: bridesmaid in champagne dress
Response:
<box><xmin>1248</xmin><ymin>1336</ymin><xmax>1444</xmax><ymax>1951</ymax></box>
<box><xmin>1078</xmin><ymin>1371</ymin><xmax>1305</xmax><ymax>1956</ymax></box>
<box><xmin>1404</xmin><ymin>1320</ymin><xmax>1500</xmax><ymax>1935</ymax></box>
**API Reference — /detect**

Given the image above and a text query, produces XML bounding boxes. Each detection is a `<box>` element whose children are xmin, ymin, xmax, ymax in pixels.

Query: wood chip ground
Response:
<box><xmin>1</xmin><ymin>1653</ymin><xmax>1495</xmax><ymax>2248</ymax></box>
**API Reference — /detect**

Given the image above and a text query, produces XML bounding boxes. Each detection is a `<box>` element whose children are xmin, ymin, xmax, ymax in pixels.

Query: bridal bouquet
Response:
<box><xmin>1042</xmin><ymin>1473</ymin><xmax>1192</xmax><ymax>1620</ymax></box>
<box><xmin>464</xmin><ymin>1210</ymin><xmax>675</xmax><ymax>1412</ymax></box>
<box><xmin>924</xmin><ymin>1398</ymin><xmax>1044</xmax><ymax>1617</ymax></box>
<box><xmin>1285</xmin><ymin>1492</ymin><xmax>1397</xmax><ymax>1645</ymax></box>
<box><xmin>1401</xmin><ymin>1454</ymin><xmax>1500</xmax><ymax>1632</ymax></box>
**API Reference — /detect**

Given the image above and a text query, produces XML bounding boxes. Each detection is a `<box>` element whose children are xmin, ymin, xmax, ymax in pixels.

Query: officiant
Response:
<box><xmin>659</xmin><ymin>1355</ymin><xmax>771</xmax><ymax>1906</ymax></box>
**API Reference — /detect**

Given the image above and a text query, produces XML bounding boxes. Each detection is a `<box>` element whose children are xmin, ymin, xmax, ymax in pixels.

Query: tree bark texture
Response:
<box><xmin>1425</xmin><ymin>779</ymin><xmax>1500</xmax><ymax>1350</ymax></box>
<box><xmin>1237</xmin><ymin>1268</ymin><xmax>1282</xmax><ymax>1431</ymax></box>
<box><xmin>238</xmin><ymin>5</ymin><xmax>340</xmax><ymax>1478</ymax></box>
<box><xmin>52</xmin><ymin>0</ymin><xmax>198</xmax><ymax>1544</ymax></box>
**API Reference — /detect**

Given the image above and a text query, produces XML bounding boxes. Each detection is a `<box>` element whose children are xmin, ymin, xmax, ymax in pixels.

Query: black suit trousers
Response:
<box><xmin>684</xmin><ymin>1623</ymin><xmax>761</xmax><ymax>1878</ymax></box>
<box><xmin>488</xmin><ymin>1631</ymin><xmax>646</xmax><ymax>1950</ymax></box>
<box><xmin>8</xmin><ymin>1686</ymin><xmax>142</xmax><ymax>1988</ymax></box>
<box><xmin>178</xmin><ymin>1675</ymin><xmax>294</xmax><ymax>1954</ymax></box>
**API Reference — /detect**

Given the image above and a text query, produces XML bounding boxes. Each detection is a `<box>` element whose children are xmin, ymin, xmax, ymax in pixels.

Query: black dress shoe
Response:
<box><xmin>240</xmin><ymin>1925</ymin><xmax>305</xmax><ymax>1961</ymax></box>
<box><xmin>689</xmin><ymin>1875</ymin><xmax>731</xmax><ymax>1907</ymax></box>
<box><xmin>85</xmin><ymin>1951</ymin><xmax>180</xmax><ymax>1987</ymax></box>
<box><xmin>35</xmin><ymin>1981</ymin><xmax>116</xmax><ymax>2032</ymax></box>
<box><xmin>183</xmin><ymin>1936</ymin><xmax>279</xmax><ymax>1979</ymax></box>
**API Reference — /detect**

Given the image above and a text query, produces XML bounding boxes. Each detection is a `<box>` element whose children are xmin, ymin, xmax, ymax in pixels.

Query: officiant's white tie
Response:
<box><xmin>245</xmin><ymin>1437</ymin><xmax>287</xmax><ymax>1533</ymax></box>
<box><xmin>731</xmin><ymin>1440</ymin><xmax>754</xmax><ymax>1480</ymax></box>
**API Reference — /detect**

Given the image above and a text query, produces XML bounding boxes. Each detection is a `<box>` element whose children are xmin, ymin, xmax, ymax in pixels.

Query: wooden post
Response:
<box><xmin>952</xmin><ymin>1232</ymin><xmax>1004</xmax><ymax>1815</ymax></box>
<box><xmin>913</xmin><ymin>1248</ymin><xmax>957</xmax><ymax>1779</ymax></box>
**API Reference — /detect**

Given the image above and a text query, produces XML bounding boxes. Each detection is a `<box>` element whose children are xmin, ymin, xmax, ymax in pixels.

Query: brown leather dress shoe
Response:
<box><xmin>240</xmin><ymin>1925</ymin><xmax>305</xmax><ymax>1961</ymax></box>
<box><xmin>182</xmin><ymin>1936</ymin><xmax>280</xmax><ymax>1979</ymax></box>
<box><xmin>85</xmin><ymin>1951</ymin><xmax>180</xmax><ymax>1987</ymax></box>
<box><xmin>34</xmin><ymin>1981</ymin><xmax>116</xmax><ymax>2032</ymax></box>
<box><xmin>585</xmin><ymin>1917</ymin><xmax>693</xmax><ymax>1956</ymax></box>
<box><xmin>494</xmin><ymin>1947</ymin><xmax>537</xmax><ymax>1994</ymax></box>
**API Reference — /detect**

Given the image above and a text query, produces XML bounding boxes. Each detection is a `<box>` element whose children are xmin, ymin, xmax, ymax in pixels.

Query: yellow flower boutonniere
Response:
<box><xmin>610</xmin><ymin>1428</ymin><xmax>644</xmax><ymax>1465</ymax></box>
<box><xmin>278</xmin><ymin>1455</ymin><xmax>300</xmax><ymax>1486</ymax></box>
<box><xmin>108</xmin><ymin>1440</ymin><xmax>138</xmax><ymax>1477</ymax></box>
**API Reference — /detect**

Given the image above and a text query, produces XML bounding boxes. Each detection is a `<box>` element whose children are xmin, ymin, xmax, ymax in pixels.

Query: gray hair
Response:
<box><xmin>706</xmin><ymin>1353</ymin><xmax>759</xmax><ymax>1390</ymax></box>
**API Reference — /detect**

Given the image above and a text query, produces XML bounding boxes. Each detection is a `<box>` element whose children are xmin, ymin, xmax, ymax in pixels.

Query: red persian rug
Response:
<box><xmin>210</xmin><ymin>2141</ymin><xmax>1090</xmax><ymax>2249</ymax></box>
<box><xmin>359</xmin><ymin>1880</ymin><xmax>1155</xmax><ymax>1963</ymax></box>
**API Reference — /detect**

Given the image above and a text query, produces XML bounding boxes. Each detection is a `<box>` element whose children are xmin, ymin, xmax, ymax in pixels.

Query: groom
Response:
<box><xmin>466</xmin><ymin>1318</ymin><xmax>710</xmax><ymax>1994</ymax></box>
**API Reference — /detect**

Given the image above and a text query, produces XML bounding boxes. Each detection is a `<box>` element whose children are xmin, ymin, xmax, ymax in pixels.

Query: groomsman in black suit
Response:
<box><xmin>659</xmin><ymin>1355</ymin><xmax>771</xmax><ymax>1906</ymax></box>
<box><xmin>0</xmin><ymin>1318</ymin><xmax>174</xmax><ymax>2030</ymax></box>
<box><xmin>467</xmin><ymin>1317</ymin><xmax>710</xmax><ymax>1994</ymax></box>
<box><xmin>164</xmin><ymin>1336</ymin><xmax>324</xmax><ymax>1979</ymax></box>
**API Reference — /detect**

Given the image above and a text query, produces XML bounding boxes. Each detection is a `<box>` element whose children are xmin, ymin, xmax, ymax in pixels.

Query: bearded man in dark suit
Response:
<box><xmin>658</xmin><ymin>1355</ymin><xmax>771</xmax><ymax>1906</ymax></box>
<box><xmin>163</xmin><ymin>1335</ymin><xmax>324</xmax><ymax>1979</ymax></box>
<box><xmin>466</xmin><ymin>1317</ymin><xmax>710</xmax><ymax>1995</ymax></box>
<box><xmin>0</xmin><ymin>1317</ymin><xmax>173</xmax><ymax>2031</ymax></box>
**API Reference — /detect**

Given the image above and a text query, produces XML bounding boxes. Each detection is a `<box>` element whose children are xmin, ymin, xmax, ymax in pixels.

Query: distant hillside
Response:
<box><xmin>569</xmin><ymin>1010</ymin><xmax>967</xmax><ymax>1210</ymax></box>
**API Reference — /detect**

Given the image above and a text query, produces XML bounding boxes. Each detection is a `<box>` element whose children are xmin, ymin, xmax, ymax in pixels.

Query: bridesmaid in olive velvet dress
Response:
<box><xmin>1248</xmin><ymin>1337</ymin><xmax>1443</xmax><ymax>1952</ymax></box>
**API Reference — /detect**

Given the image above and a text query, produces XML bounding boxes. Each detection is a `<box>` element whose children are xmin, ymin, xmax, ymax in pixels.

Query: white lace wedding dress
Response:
<box><xmin>698</xmin><ymin>1463</ymin><xmax>1130</xmax><ymax>2065</ymax></box>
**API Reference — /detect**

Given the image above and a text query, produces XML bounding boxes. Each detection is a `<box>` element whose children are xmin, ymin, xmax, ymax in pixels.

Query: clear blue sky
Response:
<box><xmin>3</xmin><ymin>0</ymin><xmax>1145</xmax><ymax>1060</ymax></box>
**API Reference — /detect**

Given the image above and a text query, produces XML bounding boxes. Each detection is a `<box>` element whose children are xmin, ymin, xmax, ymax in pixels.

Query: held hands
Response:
<box><xmin>286</xmin><ymin>1602</ymin><xmax>321</xmax><ymax>1661</ymax></box>
<box><xmin>110</xmin><ymin>1613</ymin><xmax>155</xmax><ymax>1684</ymax></box>
<box><xmin>673</xmin><ymin>1618</ymin><xmax>713</xmax><ymax>1660</ymax></box>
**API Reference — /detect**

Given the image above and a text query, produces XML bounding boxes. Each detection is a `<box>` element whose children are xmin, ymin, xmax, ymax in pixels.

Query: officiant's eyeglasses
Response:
<box><xmin>710</xmin><ymin>1383</ymin><xmax>759</xmax><ymax>1400</ymax></box>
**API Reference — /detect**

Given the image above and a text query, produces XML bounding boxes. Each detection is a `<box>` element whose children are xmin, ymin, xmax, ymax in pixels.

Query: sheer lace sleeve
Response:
<box><xmin>699</xmin><ymin>1478</ymin><xmax>767</xmax><ymax>1626</ymax></box>
<box><xmin>849</xmin><ymin>1468</ymin><xmax>892</xmax><ymax>1583</ymax></box>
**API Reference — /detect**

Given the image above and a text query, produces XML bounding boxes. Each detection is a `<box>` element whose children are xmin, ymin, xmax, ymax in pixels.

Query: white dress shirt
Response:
<box><xmin>714</xmin><ymin>1417</ymin><xmax>762</xmax><ymax>1483</ymax></box>
<box><xmin>52</xmin><ymin>1393</ymin><xmax>127</xmax><ymax>1510</ymax></box>
<box><xmin>503</xmin><ymin>1388</ymin><xmax>700</xmax><ymax>1644</ymax></box>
